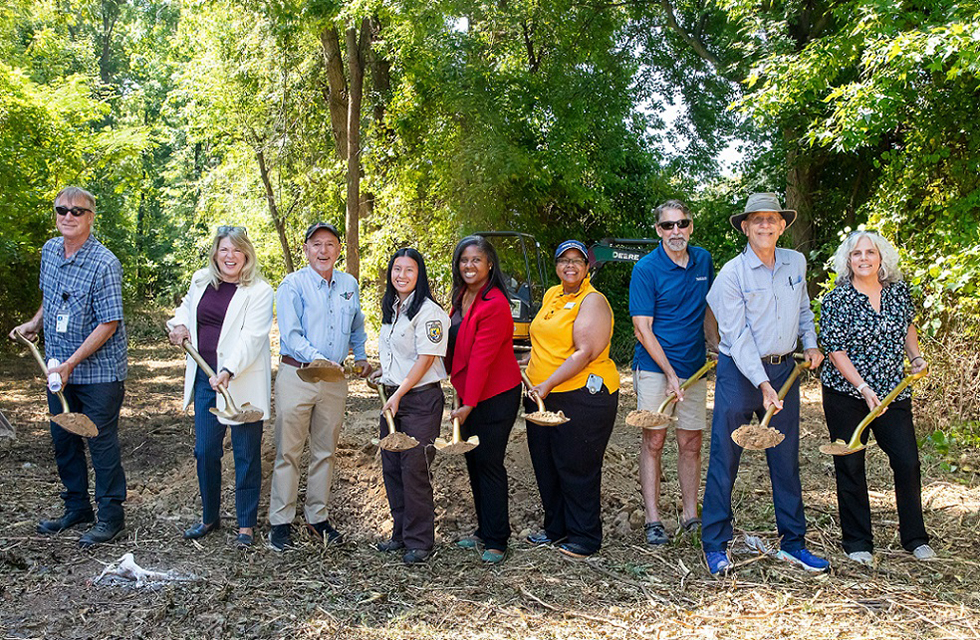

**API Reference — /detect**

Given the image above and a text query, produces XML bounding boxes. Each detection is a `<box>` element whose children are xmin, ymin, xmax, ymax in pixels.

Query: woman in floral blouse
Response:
<box><xmin>819</xmin><ymin>230</ymin><xmax>933</xmax><ymax>565</ymax></box>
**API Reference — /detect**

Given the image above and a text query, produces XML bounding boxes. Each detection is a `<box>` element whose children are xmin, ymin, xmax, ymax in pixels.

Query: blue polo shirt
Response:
<box><xmin>629</xmin><ymin>243</ymin><xmax>714</xmax><ymax>379</ymax></box>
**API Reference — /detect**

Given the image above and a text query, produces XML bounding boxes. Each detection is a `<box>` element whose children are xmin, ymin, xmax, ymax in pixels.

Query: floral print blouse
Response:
<box><xmin>819</xmin><ymin>279</ymin><xmax>915</xmax><ymax>401</ymax></box>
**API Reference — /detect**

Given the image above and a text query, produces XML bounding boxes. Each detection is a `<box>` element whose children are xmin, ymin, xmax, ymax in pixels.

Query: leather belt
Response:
<box><xmin>384</xmin><ymin>381</ymin><xmax>441</xmax><ymax>396</ymax></box>
<box><xmin>762</xmin><ymin>354</ymin><xmax>790</xmax><ymax>365</ymax></box>
<box><xmin>280</xmin><ymin>355</ymin><xmax>308</xmax><ymax>368</ymax></box>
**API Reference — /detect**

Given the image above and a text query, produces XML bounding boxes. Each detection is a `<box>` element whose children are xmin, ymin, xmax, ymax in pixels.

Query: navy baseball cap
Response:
<box><xmin>305</xmin><ymin>222</ymin><xmax>342</xmax><ymax>242</ymax></box>
<box><xmin>555</xmin><ymin>239</ymin><xmax>588</xmax><ymax>259</ymax></box>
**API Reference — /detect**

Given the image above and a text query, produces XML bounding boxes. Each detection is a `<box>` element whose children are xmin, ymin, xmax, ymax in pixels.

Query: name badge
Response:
<box><xmin>563</xmin><ymin>302</ymin><xmax>576</xmax><ymax>309</ymax></box>
<box><xmin>56</xmin><ymin>312</ymin><xmax>70</xmax><ymax>333</ymax></box>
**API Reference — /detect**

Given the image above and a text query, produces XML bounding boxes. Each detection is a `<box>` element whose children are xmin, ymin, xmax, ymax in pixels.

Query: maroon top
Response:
<box><xmin>197</xmin><ymin>281</ymin><xmax>238</xmax><ymax>371</ymax></box>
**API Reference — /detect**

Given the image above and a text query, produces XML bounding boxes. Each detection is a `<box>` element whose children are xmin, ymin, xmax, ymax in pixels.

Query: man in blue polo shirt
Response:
<box><xmin>630</xmin><ymin>199</ymin><xmax>716</xmax><ymax>546</ymax></box>
<box><xmin>9</xmin><ymin>186</ymin><xmax>128</xmax><ymax>547</ymax></box>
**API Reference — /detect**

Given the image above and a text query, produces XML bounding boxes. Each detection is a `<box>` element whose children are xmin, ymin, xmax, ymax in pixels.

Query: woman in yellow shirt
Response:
<box><xmin>524</xmin><ymin>240</ymin><xmax>619</xmax><ymax>558</ymax></box>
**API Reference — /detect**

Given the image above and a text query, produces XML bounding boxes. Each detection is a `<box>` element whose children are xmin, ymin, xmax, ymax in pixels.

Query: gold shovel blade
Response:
<box><xmin>731</xmin><ymin>423</ymin><xmax>785</xmax><ymax>450</ymax></box>
<box><xmin>52</xmin><ymin>413</ymin><xmax>99</xmax><ymax>438</ymax></box>
<box><xmin>819</xmin><ymin>440</ymin><xmax>865</xmax><ymax>456</ymax></box>
<box><xmin>524</xmin><ymin>410</ymin><xmax>569</xmax><ymax>426</ymax></box>
<box><xmin>379</xmin><ymin>432</ymin><xmax>419</xmax><ymax>452</ymax></box>
<box><xmin>625</xmin><ymin>410</ymin><xmax>673</xmax><ymax>429</ymax></box>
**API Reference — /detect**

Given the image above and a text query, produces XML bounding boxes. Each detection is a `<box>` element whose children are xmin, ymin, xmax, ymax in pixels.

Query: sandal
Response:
<box><xmin>680</xmin><ymin>517</ymin><xmax>702</xmax><ymax>533</ymax></box>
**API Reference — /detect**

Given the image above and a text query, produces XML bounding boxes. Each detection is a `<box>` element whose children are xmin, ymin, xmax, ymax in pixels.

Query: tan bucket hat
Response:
<box><xmin>729</xmin><ymin>192</ymin><xmax>797</xmax><ymax>230</ymax></box>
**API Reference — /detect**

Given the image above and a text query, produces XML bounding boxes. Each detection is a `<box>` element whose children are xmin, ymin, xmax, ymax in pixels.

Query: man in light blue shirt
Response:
<box><xmin>701</xmin><ymin>193</ymin><xmax>827</xmax><ymax>575</ymax></box>
<box><xmin>268</xmin><ymin>222</ymin><xmax>372</xmax><ymax>551</ymax></box>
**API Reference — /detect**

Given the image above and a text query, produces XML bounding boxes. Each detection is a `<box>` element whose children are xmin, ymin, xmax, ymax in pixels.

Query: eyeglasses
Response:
<box><xmin>556</xmin><ymin>258</ymin><xmax>587</xmax><ymax>267</ymax></box>
<box><xmin>657</xmin><ymin>219</ymin><xmax>691</xmax><ymax>231</ymax></box>
<box><xmin>54</xmin><ymin>206</ymin><xmax>92</xmax><ymax>217</ymax></box>
<box><xmin>217</xmin><ymin>225</ymin><xmax>247</xmax><ymax>235</ymax></box>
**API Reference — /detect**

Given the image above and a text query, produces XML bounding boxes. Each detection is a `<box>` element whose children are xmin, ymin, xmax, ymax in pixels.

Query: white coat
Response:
<box><xmin>166</xmin><ymin>269</ymin><xmax>273</xmax><ymax>425</ymax></box>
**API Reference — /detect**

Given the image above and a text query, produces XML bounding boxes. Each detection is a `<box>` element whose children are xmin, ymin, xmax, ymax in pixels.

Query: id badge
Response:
<box><xmin>586</xmin><ymin>373</ymin><xmax>603</xmax><ymax>394</ymax></box>
<box><xmin>56</xmin><ymin>312</ymin><xmax>70</xmax><ymax>333</ymax></box>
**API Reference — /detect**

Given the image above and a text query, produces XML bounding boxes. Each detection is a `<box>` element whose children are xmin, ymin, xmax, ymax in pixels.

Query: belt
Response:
<box><xmin>761</xmin><ymin>354</ymin><xmax>791</xmax><ymax>365</ymax></box>
<box><xmin>384</xmin><ymin>381</ymin><xmax>441</xmax><ymax>396</ymax></box>
<box><xmin>280</xmin><ymin>355</ymin><xmax>308</xmax><ymax>368</ymax></box>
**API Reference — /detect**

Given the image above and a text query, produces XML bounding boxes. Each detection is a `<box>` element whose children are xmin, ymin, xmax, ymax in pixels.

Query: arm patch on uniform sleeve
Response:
<box><xmin>426</xmin><ymin>320</ymin><xmax>443</xmax><ymax>343</ymax></box>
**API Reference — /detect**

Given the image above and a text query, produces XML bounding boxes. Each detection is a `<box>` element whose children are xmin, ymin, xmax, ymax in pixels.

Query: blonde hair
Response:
<box><xmin>206</xmin><ymin>226</ymin><xmax>261</xmax><ymax>288</ymax></box>
<box><xmin>832</xmin><ymin>230</ymin><xmax>903</xmax><ymax>285</ymax></box>
<box><xmin>55</xmin><ymin>186</ymin><xmax>96</xmax><ymax>212</ymax></box>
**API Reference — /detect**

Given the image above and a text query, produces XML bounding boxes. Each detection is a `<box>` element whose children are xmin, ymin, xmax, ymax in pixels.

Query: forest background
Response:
<box><xmin>2</xmin><ymin>0</ymin><xmax>979</xmax><ymax>432</ymax></box>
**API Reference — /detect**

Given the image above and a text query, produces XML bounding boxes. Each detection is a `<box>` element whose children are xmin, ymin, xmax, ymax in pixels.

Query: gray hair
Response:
<box><xmin>832</xmin><ymin>230</ymin><xmax>903</xmax><ymax>285</ymax></box>
<box><xmin>655</xmin><ymin>199</ymin><xmax>691</xmax><ymax>222</ymax></box>
<box><xmin>55</xmin><ymin>186</ymin><xmax>96</xmax><ymax>212</ymax></box>
<box><xmin>206</xmin><ymin>226</ymin><xmax>262</xmax><ymax>288</ymax></box>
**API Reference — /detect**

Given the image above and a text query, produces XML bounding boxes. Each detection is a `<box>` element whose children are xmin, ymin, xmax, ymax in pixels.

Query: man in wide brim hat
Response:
<box><xmin>729</xmin><ymin>192</ymin><xmax>797</xmax><ymax>231</ymax></box>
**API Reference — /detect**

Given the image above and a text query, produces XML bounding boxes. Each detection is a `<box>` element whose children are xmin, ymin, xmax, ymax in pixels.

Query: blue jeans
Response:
<box><xmin>47</xmin><ymin>381</ymin><xmax>126</xmax><ymax>524</ymax></box>
<box><xmin>194</xmin><ymin>371</ymin><xmax>263</xmax><ymax>528</ymax></box>
<box><xmin>701</xmin><ymin>354</ymin><xmax>807</xmax><ymax>553</ymax></box>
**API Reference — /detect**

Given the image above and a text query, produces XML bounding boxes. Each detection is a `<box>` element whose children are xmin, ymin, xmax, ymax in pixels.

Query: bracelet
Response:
<box><xmin>856</xmin><ymin>382</ymin><xmax>869</xmax><ymax>393</ymax></box>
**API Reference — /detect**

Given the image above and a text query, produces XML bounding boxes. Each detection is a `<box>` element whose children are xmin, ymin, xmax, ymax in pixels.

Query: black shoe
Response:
<box><xmin>644</xmin><ymin>521</ymin><xmax>669</xmax><ymax>546</ymax></box>
<box><xmin>376</xmin><ymin>539</ymin><xmax>406</xmax><ymax>552</ymax></box>
<box><xmin>183</xmin><ymin>521</ymin><xmax>220</xmax><ymax>540</ymax></box>
<box><xmin>235</xmin><ymin>532</ymin><xmax>254</xmax><ymax>549</ymax></box>
<box><xmin>558</xmin><ymin>542</ymin><xmax>594</xmax><ymax>559</ymax></box>
<box><xmin>269</xmin><ymin>524</ymin><xmax>293</xmax><ymax>551</ymax></box>
<box><xmin>79</xmin><ymin>521</ymin><xmax>125</xmax><ymax>548</ymax></box>
<box><xmin>37</xmin><ymin>510</ymin><xmax>95</xmax><ymax>535</ymax></box>
<box><xmin>306</xmin><ymin>520</ymin><xmax>343</xmax><ymax>544</ymax></box>
<box><xmin>402</xmin><ymin>549</ymin><xmax>431</xmax><ymax>564</ymax></box>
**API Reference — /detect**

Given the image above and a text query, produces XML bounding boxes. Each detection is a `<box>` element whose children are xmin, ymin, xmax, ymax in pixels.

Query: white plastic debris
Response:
<box><xmin>94</xmin><ymin>553</ymin><xmax>195</xmax><ymax>588</ymax></box>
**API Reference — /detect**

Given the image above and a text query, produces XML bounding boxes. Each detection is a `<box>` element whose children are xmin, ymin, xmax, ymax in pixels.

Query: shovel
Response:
<box><xmin>520</xmin><ymin>370</ymin><xmax>570</xmax><ymax>426</ymax></box>
<box><xmin>366</xmin><ymin>378</ymin><xmax>419</xmax><ymax>452</ymax></box>
<box><xmin>0</xmin><ymin>409</ymin><xmax>15</xmax><ymax>439</ymax></box>
<box><xmin>11</xmin><ymin>330</ymin><xmax>98</xmax><ymax>437</ymax></box>
<box><xmin>626</xmin><ymin>359</ymin><xmax>717</xmax><ymax>429</ymax></box>
<box><xmin>820</xmin><ymin>370</ymin><xmax>928</xmax><ymax>456</ymax></box>
<box><xmin>434</xmin><ymin>390</ymin><xmax>479</xmax><ymax>455</ymax></box>
<box><xmin>731</xmin><ymin>361</ymin><xmax>811</xmax><ymax>450</ymax></box>
<box><xmin>179</xmin><ymin>339</ymin><xmax>264</xmax><ymax>423</ymax></box>
<box><xmin>295</xmin><ymin>358</ymin><xmax>347</xmax><ymax>383</ymax></box>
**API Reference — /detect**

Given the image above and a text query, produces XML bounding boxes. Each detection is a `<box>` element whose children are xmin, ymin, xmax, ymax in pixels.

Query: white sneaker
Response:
<box><xmin>913</xmin><ymin>544</ymin><xmax>936</xmax><ymax>560</ymax></box>
<box><xmin>846</xmin><ymin>550</ymin><xmax>874</xmax><ymax>566</ymax></box>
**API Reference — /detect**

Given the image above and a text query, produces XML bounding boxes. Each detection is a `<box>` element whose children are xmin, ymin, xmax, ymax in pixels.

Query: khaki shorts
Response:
<box><xmin>634</xmin><ymin>369</ymin><xmax>707</xmax><ymax>431</ymax></box>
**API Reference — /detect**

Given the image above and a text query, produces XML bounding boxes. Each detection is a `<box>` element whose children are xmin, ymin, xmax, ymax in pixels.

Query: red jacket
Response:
<box><xmin>449</xmin><ymin>286</ymin><xmax>521</xmax><ymax>407</ymax></box>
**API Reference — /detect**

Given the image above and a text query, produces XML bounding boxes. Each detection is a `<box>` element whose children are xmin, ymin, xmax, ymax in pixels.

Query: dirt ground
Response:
<box><xmin>1</xmin><ymin>340</ymin><xmax>979</xmax><ymax>640</ymax></box>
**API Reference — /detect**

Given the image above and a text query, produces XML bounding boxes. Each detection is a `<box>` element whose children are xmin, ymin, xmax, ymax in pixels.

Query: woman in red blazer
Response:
<box><xmin>446</xmin><ymin>235</ymin><xmax>522</xmax><ymax>563</ymax></box>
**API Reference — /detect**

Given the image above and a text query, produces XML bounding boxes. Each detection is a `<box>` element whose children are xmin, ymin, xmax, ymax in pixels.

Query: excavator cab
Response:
<box><xmin>475</xmin><ymin>232</ymin><xmax>548</xmax><ymax>349</ymax></box>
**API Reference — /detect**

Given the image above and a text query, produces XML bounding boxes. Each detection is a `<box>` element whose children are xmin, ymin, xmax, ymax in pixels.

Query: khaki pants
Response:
<box><xmin>268</xmin><ymin>364</ymin><xmax>348</xmax><ymax>526</ymax></box>
<box><xmin>634</xmin><ymin>370</ymin><xmax>707</xmax><ymax>431</ymax></box>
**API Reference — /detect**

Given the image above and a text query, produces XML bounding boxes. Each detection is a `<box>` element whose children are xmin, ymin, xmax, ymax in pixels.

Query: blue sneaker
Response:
<box><xmin>776</xmin><ymin>548</ymin><xmax>830</xmax><ymax>573</ymax></box>
<box><xmin>705</xmin><ymin>551</ymin><xmax>732</xmax><ymax>575</ymax></box>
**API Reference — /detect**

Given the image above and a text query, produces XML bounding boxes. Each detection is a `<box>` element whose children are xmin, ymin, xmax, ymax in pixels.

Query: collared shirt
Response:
<box><xmin>707</xmin><ymin>245</ymin><xmax>817</xmax><ymax>387</ymax></box>
<box><xmin>629</xmin><ymin>243</ymin><xmax>714</xmax><ymax>379</ymax></box>
<box><xmin>819</xmin><ymin>279</ymin><xmax>915</xmax><ymax>401</ymax></box>
<box><xmin>276</xmin><ymin>266</ymin><xmax>367</xmax><ymax>364</ymax></box>
<box><xmin>379</xmin><ymin>292</ymin><xmax>449</xmax><ymax>387</ymax></box>
<box><xmin>39</xmin><ymin>235</ymin><xmax>127</xmax><ymax>383</ymax></box>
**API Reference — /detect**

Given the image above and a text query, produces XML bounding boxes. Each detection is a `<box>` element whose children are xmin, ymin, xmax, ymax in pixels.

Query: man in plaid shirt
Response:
<box><xmin>9</xmin><ymin>187</ymin><xmax>128</xmax><ymax>547</ymax></box>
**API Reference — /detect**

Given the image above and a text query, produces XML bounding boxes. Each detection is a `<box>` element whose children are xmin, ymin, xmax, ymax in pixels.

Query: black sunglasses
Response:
<box><xmin>55</xmin><ymin>206</ymin><xmax>92</xmax><ymax>217</ymax></box>
<box><xmin>657</xmin><ymin>219</ymin><xmax>691</xmax><ymax>231</ymax></box>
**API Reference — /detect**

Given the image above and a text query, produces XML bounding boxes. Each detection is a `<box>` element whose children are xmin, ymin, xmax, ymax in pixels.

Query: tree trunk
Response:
<box><xmin>344</xmin><ymin>19</ymin><xmax>369</xmax><ymax>280</ymax></box>
<box><xmin>319</xmin><ymin>27</ymin><xmax>349</xmax><ymax>162</ymax></box>
<box><xmin>783</xmin><ymin>128</ymin><xmax>816</xmax><ymax>255</ymax></box>
<box><xmin>256</xmin><ymin>148</ymin><xmax>295</xmax><ymax>273</ymax></box>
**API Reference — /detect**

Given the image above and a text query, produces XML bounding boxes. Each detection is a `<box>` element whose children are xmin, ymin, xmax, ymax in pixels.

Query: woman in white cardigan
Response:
<box><xmin>167</xmin><ymin>226</ymin><xmax>273</xmax><ymax>548</ymax></box>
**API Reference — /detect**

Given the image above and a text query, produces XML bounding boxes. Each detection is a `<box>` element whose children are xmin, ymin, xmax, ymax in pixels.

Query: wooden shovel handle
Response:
<box><xmin>656</xmin><ymin>359</ymin><xmax>718</xmax><ymax>414</ymax></box>
<box><xmin>520</xmin><ymin>370</ymin><xmax>547</xmax><ymax>412</ymax></box>
<box><xmin>179</xmin><ymin>339</ymin><xmax>238</xmax><ymax>411</ymax></box>
<box><xmin>758</xmin><ymin>361</ymin><xmax>811</xmax><ymax>428</ymax></box>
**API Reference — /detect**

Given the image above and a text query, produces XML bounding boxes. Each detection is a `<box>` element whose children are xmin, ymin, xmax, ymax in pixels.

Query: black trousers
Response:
<box><xmin>380</xmin><ymin>385</ymin><xmax>444</xmax><ymax>551</ymax></box>
<box><xmin>462</xmin><ymin>384</ymin><xmax>521</xmax><ymax>552</ymax></box>
<box><xmin>822</xmin><ymin>387</ymin><xmax>929</xmax><ymax>553</ymax></box>
<box><xmin>524</xmin><ymin>386</ymin><xmax>618</xmax><ymax>554</ymax></box>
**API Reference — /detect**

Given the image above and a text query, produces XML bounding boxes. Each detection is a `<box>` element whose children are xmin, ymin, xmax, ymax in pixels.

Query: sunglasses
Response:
<box><xmin>657</xmin><ymin>219</ymin><xmax>691</xmax><ymax>231</ymax></box>
<box><xmin>55</xmin><ymin>206</ymin><xmax>92</xmax><ymax>217</ymax></box>
<box><xmin>217</xmin><ymin>225</ymin><xmax>247</xmax><ymax>235</ymax></box>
